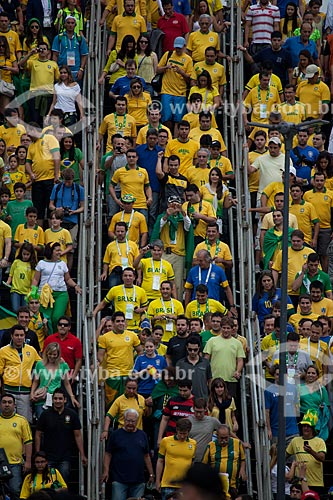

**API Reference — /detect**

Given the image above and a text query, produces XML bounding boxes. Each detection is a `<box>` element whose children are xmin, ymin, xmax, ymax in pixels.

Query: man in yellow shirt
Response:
<box><xmin>98</xmin><ymin>96</ymin><xmax>137</xmax><ymax>152</ymax></box>
<box><xmin>93</xmin><ymin>267</ymin><xmax>148</xmax><ymax>332</ymax></box>
<box><xmin>299</xmin><ymin>320</ymin><xmax>328</xmax><ymax>377</ymax></box>
<box><xmin>164</xmin><ymin>120</ymin><xmax>199</xmax><ymax>176</ymax></box>
<box><xmin>101</xmin><ymin>221</ymin><xmax>140</xmax><ymax>287</ymax></box>
<box><xmin>187</xmin><ymin>15</ymin><xmax>220</xmax><ymax>63</ymax></box>
<box><xmin>296</xmin><ymin>64</ymin><xmax>330</xmax><ymax>119</ymax></box>
<box><xmin>309</xmin><ymin>281</ymin><xmax>333</xmax><ymax>317</ymax></box>
<box><xmin>193</xmin><ymin>222</ymin><xmax>233</xmax><ymax>270</ymax></box>
<box><xmin>183</xmin><ymin>183</ymin><xmax>216</xmax><ymax>245</ymax></box>
<box><xmin>25</xmin><ymin>124</ymin><xmax>60</xmax><ymax>227</ymax></box>
<box><xmin>289</xmin><ymin>294</ymin><xmax>319</xmax><ymax>332</ymax></box>
<box><xmin>147</xmin><ymin>280</ymin><xmax>184</xmax><ymax>342</ymax></box>
<box><xmin>191</xmin><ymin>46</ymin><xmax>226</xmax><ymax>96</ymax></box>
<box><xmin>136</xmin><ymin>105</ymin><xmax>172</xmax><ymax>145</ymax></box>
<box><xmin>108</xmin><ymin>0</ymin><xmax>147</xmax><ymax>52</ymax></box>
<box><xmin>157</xmin><ymin>36</ymin><xmax>193</xmax><ymax>131</ymax></box>
<box><xmin>97</xmin><ymin>311</ymin><xmax>143</xmax><ymax>405</ymax></box>
<box><xmin>108</xmin><ymin>194</ymin><xmax>148</xmax><ymax>247</ymax></box>
<box><xmin>185</xmin><ymin>284</ymin><xmax>228</xmax><ymax>319</ymax></box>
<box><xmin>189</xmin><ymin>111</ymin><xmax>227</xmax><ymax>154</ymax></box>
<box><xmin>243</xmin><ymin>70</ymin><xmax>280</xmax><ymax>127</ymax></box>
<box><xmin>0</xmin><ymin>109</ymin><xmax>26</xmax><ymax>153</ymax></box>
<box><xmin>277</xmin><ymin>84</ymin><xmax>306</xmax><ymax>125</ymax></box>
<box><xmin>289</xmin><ymin>183</ymin><xmax>319</xmax><ymax>247</ymax></box>
<box><xmin>243</xmin><ymin>65</ymin><xmax>283</xmax><ymax>100</ymax></box>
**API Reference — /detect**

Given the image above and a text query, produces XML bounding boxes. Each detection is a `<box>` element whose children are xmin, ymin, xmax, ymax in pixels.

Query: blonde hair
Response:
<box><xmin>42</xmin><ymin>342</ymin><xmax>61</xmax><ymax>366</ymax></box>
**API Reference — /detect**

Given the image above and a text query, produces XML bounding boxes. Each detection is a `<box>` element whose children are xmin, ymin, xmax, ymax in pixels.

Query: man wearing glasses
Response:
<box><xmin>176</xmin><ymin>335</ymin><xmax>212</xmax><ymax>398</ymax></box>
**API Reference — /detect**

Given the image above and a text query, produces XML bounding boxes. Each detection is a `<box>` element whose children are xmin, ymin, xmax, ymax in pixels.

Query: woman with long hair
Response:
<box><xmin>136</xmin><ymin>35</ymin><xmax>158</xmax><ymax>97</ymax></box>
<box><xmin>20</xmin><ymin>451</ymin><xmax>67</xmax><ymax>498</ymax></box>
<box><xmin>311</xmin><ymin>151</ymin><xmax>333</xmax><ymax>190</ymax></box>
<box><xmin>59</xmin><ymin>135</ymin><xmax>83</xmax><ymax>184</ymax></box>
<box><xmin>124</xmin><ymin>77</ymin><xmax>152</xmax><ymax>129</ymax></box>
<box><xmin>0</xmin><ymin>35</ymin><xmax>18</xmax><ymax>113</ymax></box>
<box><xmin>31</xmin><ymin>242</ymin><xmax>82</xmax><ymax>332</ymax></box>
<box><xmin>207</xmin><ymin>377</ymin><xmax>238</xmax><ymax>432</ymax></box>
<box><xmin>291</xmin><ymin>49</ymin><xmax>315</xmax><ymax>86</ymax></box>
<box><xmin>5</xmin><ymin>242</ymin><xmax>36</xmax><ymax>312</ymax></box>
<box><xmin>280</xmin><ymin>2</ymin><xmax>300</xmax><ymax>40</ymax></box>
<box><xmin>48</xmin><ymin>65</ymin><xmax>83</xmax><ymax>127</ymax></box>
<box><xmin>189</xmin><ymin>0</ymin><xmax>223</xmax><ymax>32</ymax></box>
<box><xmin>188</xmin><ymin>70</ymin><xmax>220</xmax><ymax>111</ymax></box>
<box><xmin>199</xmin><ymin>166</ymin><xmax>234</xmax><ymax>231</ymax></box>
<box><xmin>30</xmin><ymin>342</ymin><xmax>79</xmax><ymax>417</ymax></box>
<box><xmin>133</xmin><ymin>337</ymin><xmax>167</xmax><ymax>397</ymax></box>
<box><xmin>98</xmin><ymin>34</ymin><xmax>137</xmax><ymax>86</ymax></box>
<box><xmin>299</xmin><ymin>365</ymin><xmax>330</xmax><ymax>421</ymax></box>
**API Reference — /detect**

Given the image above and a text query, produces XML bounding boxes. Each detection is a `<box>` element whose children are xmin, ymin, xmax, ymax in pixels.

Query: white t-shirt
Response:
<box><xmin>54</xmin><ymin>82</ymin><xmax>81</xmax><ymax>113</ymax></box>
<box><xmin>252</xmin><ymin>153</ymin><xmax>286</xmax><ymax>195</ymax></box>
<box><xmin>36</xmin><ymin>259</ymin><xmax>68</xmax><ymax>292</ymax></box>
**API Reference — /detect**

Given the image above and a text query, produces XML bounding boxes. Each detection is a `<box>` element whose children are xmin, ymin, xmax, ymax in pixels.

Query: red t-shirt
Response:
<box><xmin>157</xmin><ymin>13</ymin><xmax>189</xmax><ymax>52</ymax></box>
<box><xmin>43</xmin><ymin>332</ymin><xmax>82</xmax><ymax>370</ymax></box>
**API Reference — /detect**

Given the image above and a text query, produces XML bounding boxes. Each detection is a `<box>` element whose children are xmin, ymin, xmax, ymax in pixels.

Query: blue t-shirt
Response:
<box><xmin>106</xmin><ymin>428</ymin><xmax>149</xmax><ymax>483</ymax></box>
<box><xmin>283</xmin><ymin>36</ymin><xmax>318</xmax><ymax>68</ymax></box>
<box><xmin>252</xmin><ymin>288</ymin><xmax>294</xmax><ymax>324</ymax></box>
<box><xmin>290</xmin><ymin>146</ymin><xmax>319</xmax><ymax>183</ymax></box>
<box><xmin>186</xmin><ymin>264</ymin><xmax>228</xmax><ymax>301</ymax></box>
<box><xmin>173</xmin><ymin>0</ymin><xmax>191</xmax><ymax>16</ymax></box>
<box><xmin>133</xmin><ymin>353</ymin><xmax>167</xmax><ymax>395</ymax></box>
<box><xmin>49</xmin><ymin>183</ymin><xmax>84</xmax><ymax>224</ymax></box>
<box><xmin>264</xmin><ymin>383</ymin><xmax>299</xmax><ymax>437</ymax></box>
<box><xmin>52</xmin><ymin>33</ymin><xmax>89</xmax><ymax>75</ymax></box>
<box><xmin>110</xmin><ymin>75</ymin><xmax>147</xmax><ymax>96</ymax></box>
<box><xmin>136</xmin><ymin>143</ymin><xmax>163</xmax><ymax>192</ymax></box>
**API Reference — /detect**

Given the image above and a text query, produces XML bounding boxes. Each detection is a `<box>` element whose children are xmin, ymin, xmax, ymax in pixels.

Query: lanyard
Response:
<box><xmin>116</xmin><ymin>239</ymin><xmax>129</xmax><ymax>256</ymax></box>
<box><xmin>121</xmin><ymin>210</ymin><xmax>134</xmax><ymax>231</ymax></box>
<box><xmin>196</xmin><ymin>300</ymin><xmax>209</xmax><ymax>317</ymax></box>
<box><xmin>307</xmin><ymin>338</ymin><xmax>321</xmax><ymax>359</ymax></box>
<box><xmin>161</xmin><ymin>298</ymin><xmax>174</xmax><ymax>314</ymax></box>
<box><xmin>151</xmin><ymin>258</ymin><xmax>163</xmax><ymax>274</ymax></box>
<box><xmin>114</xmin><ymin>113</ymin><xmax>127</xmax><ymax>134</ymax></box>
<box><xmin>206</xmin><ymin>239</ymin><xmax>220</xmax><ymax>257</ymax></box>
<box><xmin>122</xmin><ymin>285</ymin><xmax>136</xmax><ymax>302</ymax></box>
<box><xmin>198</xmin><ymin>264</ymin><xmax>212</xmax><ymax>285</ymax></box>
<box><xmin>149</xmin><ymin>123</ymin><xmax>162</xmax><ymax>130</ymax></box>
<box><xmin>286</xmin><ymin>351</ymin><xmax>298</xmax><ymax>367</ymax></box>
<box><xmin>257</xmin><ymin>85</ymin><xmax>270</xmax><ymax>103</ymax></box>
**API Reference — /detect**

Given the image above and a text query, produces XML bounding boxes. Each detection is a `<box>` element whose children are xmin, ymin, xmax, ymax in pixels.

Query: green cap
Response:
<box><xmin>300</xmin><ymin>409</ymin><xmax>319</xmax><ymax>427</ymax></box>
<box><xmin>121</xmin><ymin>194</ymin><xmax>136</xmax><ymax>203</ymax></box>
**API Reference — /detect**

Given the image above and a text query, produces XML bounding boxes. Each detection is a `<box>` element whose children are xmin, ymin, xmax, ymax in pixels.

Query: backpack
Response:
<box><xmin>53</xmin><ymin>182</ymin><xmax>81</xmax><ymax>207</ymax></box>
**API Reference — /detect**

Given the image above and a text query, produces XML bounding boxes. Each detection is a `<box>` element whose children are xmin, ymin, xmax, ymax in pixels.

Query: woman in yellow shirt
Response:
<box><xmin>125</xmin><ymin>78</ymin><xmax>152</xmax><ymax>128</ymax></box>
<box><xmin>207</xmin><ymin>378</ymin><xmax>238</xmax><ymax>432</ymax></box>
<box><xmin>98</xmin><ymin>34</ymin><xmax>137</xmax><ymax>86</ymax></box>
<box><xmin>200</xmin><ymin>167</ymin><xmax>234</xmax><ymax>230</ymax></box>
<box><xmin>188</xmin><ymin>70</ymin><xmax>220</xmax><ymax>112</ymax></box>
<box><xmin>291</xmin><ymin>49</ymin><xmax>316</xmax><ymax>86</ymax></box>
<box><xmin>280</xmin><ymin>3</ymin><xmax>300</xmax><ymax>41</ymax></box>
<box><xmin>20</xmin><ymin>451</ymin><xmax>67</xmax><ymax>499</ymax></box>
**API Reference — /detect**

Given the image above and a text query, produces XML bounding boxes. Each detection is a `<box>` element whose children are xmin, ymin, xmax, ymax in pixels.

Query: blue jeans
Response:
<box><xmin>8</xmin><ymin>463</ymin><xmax>22</xmax><ymax>500</ymax></box>
<box><xmin>148</xmin><ymin>191</ymin><xmax>160</xmax><ymax>235</ymax></box>
<box><xmin>135</xmin><ymin>208</ymin><xmax>148</xmax><ymax>222</ymax></box>
<box><xmin>108</xmin><ymin>268</ymin><xmax>123</xmax><ymax>289</ymax></box>
<box><xmin>111</xmin><ymin>481</ymin><xmax>145</xmax><ymax>500</ymax></box>
<box><xmin>10</xmin><ymin>292</ymin><xmax>26</xmax><ymax>313</ymax></box>
<box><xmin>161</xmin><ymin>487</ymin><xmax>178</xmax><ymax>500</ymax></box>
<box><xmin>48</xmin><ymin>460</ymin><xmax>71</xmax><ymax>483</ymax></box>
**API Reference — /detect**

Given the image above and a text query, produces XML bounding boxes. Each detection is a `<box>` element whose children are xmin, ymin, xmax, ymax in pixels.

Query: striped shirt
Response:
<box><xmin>163</xmin><ymin>395</ymin><xmax>195</xmax><ymax>435</ymax></box>
<box><xmin>203</xmin><ymin>438</ymin><xmax>245</xmax><ymax>488</ymax></box>
<box><xmin>246</xmin><ymin>3</ymin><xmax>280</xmax><ymax>45</ymax></box>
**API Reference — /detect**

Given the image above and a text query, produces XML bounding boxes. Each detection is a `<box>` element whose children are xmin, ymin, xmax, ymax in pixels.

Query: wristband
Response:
<box><xmin>79</xmin><ymin>67</ymin><xmax>84</xmax><ymax>71</ymax></box>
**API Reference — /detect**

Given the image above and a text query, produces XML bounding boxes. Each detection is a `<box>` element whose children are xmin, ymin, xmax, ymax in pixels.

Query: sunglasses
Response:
<box><xmin>187</xmin><ymin>347</ymin><xmax>199</xmax><ymax>352</ymax></box>
<box><xmin>140</xmin><ymin>40</ymin><xmax>148</xmax><ymax>44</ymax></box>
<box><xmin>132</xmin><ymin>84</ymin><xmax>142</xmax><ymax>89</ymax></box>
<box><xmin>58</xmin><ymin>323</ymin><xmax>70</xmax><ymax>327</ymax></box>
<box><xmin>30</xmin><ymin>25</ymin><xmax>40</xmax><ymax>29</ymax></box>
<box><xmin>29</xmin><ymin>301</ymin><xmax>39</xmax><ymax>304</ymax></box>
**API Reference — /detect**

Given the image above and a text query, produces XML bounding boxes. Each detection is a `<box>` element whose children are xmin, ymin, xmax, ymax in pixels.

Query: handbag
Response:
<box><xmin>109</xmin><ymin>62</ymin><xmax>120</xmax><ymax>74</ymax></box>
<box><xmin>0</xmin><ymin>79</ymin><xmax>15</xmax><ymax>97</ymax></box>
<box><xmin>33</xmin><ymin>386</ymin><xmax>48</xmax><ymax>401</ymax></box>
<box><xmin>151</xmin><ymin>50</ymin><xmax>172</xmax><ymax>93</ymax></box>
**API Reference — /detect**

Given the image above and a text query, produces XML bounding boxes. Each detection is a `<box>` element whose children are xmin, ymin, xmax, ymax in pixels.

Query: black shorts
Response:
<box><xmin>31</xmin><ymin>179</ymin><xmax>55</xmax><ymax>219</ymax></box>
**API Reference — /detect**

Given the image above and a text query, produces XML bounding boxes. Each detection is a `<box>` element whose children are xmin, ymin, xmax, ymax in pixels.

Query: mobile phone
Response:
<box><xmin>304</xmin><ymin>441</ymin><xmax>309</xmax><ymax>446</ymax></box>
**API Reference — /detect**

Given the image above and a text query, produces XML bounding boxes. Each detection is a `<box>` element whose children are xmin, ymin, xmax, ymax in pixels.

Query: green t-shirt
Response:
<box><xmin>6</xmin><ymin>199</ymin><xmax>33</xmax><ymax>236</ymax></box>
<box><xmin>295</xmin><ymin>269</ymin><xmax>332</xmax><ymax>296</ymax></box>
<box><xmin>299</xmin><ymin>383</ymin><xmax>330</xmax><ymax>415</ymax></box>
<box><xmin>200</xmin><ymin>330</ymin><xmax>220</xmax><ymax>349</ymax></box>
<box><xmin>60</xmin><ymin>148</ymin><xmax>83</xmax><ymax>184</ymax></box>
<box><xmin>34</xmin><ymin>360</ymin><xmax>69</xmax><ymax>406</ymax></box>
<box><xmin>203</xmin><ymin>336</ymin><xmax>246</xmax><ymax>382</ymax></box>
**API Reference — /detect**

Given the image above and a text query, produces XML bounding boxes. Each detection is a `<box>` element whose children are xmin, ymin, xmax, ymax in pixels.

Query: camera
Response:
<box><xmin>63</xmin><ymin>206</ymin><xmax>71</xmax><ymax>216</ymax></box>
<box><xmin>115</xmin><ymin>146</ymin><xmax>122</xmax><ymax>152</ymax></box>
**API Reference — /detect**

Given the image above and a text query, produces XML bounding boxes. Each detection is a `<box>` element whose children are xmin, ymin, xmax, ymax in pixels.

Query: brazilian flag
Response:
<box><xmin>0</xmin><ymin>305</ymin><xmax>16</xmax><ymax>331</ymax></box>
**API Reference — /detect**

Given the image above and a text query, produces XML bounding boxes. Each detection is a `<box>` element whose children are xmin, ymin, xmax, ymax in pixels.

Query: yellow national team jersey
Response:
<box><xmin>104</xmin><ymin>284</ymin><xmax>148</xmax><ymax>330</ymax></box>
<box><xmin>186</xmin><ymin>166</ymin><xmax>210</xmax><ymax>189</ymax></box>
<box><xmin>136</xmin><ymin>124</ymin><xmax>172</xmax><ymax>145</ymax></box>
<box><xmin>14</xmin><ymin>224</ymin><xmax>44</xmax><ymax>256</ymax></box>
<box><xmin>158</xmin><ymin>51</ymin><xmax>193</xmax><ymax>97</ymax></box>
<box><xmin>194</xmin><ymin>240</ymin><xmax>232</xmax><ymax>270</ymax></box>
<box><xmin>111</xmin><ymin>166</ymin><xmax>150</xmax><ymax>209</ymax></box>
<box><xmin>140</xmin><ymin>258</ymin><xmax>175</xmax><ymax>300</ymax></box>
<box><xmin>303</xmin><ymin>188</ymin><xmax>333</xmax><ymax>229</ymax></box>
<box><xmin>272</xmin><ymin>246</ymin><xmax>316</xmax><ymax>295</ymax></box>
<box><xmin>209</xmin><ymin>155</ymin><xmax>233</xmax><ymax>178</ymax></box>
<box><xmin>165</xmin><ymin>138</ymin><xmax>199</xmax><ymax>176</ymax></box>
<box><xmin>9</xmin><ymin>259</ymin><xmax>33</xmax><ymax>295</ymax></box>
<box><xmin>110</xmin><ymin>12</ymin><xmax>147</xmax><ymax>51</ymax></box>
<box><xmin>0</xmin><ymin>414</ymin><xmax>32</xmax><ymax>464</ymax></box>
<box><xmin>248</xmin><ymin>150</ymin><xmax>266</xmax><ymax>192</ymax></box>
<box><xmin>182</xmin><ymin>111</ymin><xmax>217</xmax><ymax>130</ymax></box>
<box><xmin>108</xmin><ymin>210</ymin><xmax>148</xmax><ymax>245</ymax></box>
<box><xmin>277</xmin><ymin>101</ymin><xmax>306</xmax><ymax>124</ymax></box>
<box><xmin>159</xmin><ymin>435</ymin><xmax>197</xmax><ymax>488</ymax></box>
<box><xmin>0</xmin><ymin>220</ymin><xmax>11</xmax><ymax>256</ymax></box>
<box><xmin>286</xmin><ymin>436</ymin><xmax>326</xmax><ymax>487</ymax></box>
<box><xmin>243</xmin><ymin>86</ymin><xmax>280</xmax><ymax>123</ymax></box>
<box><xmin>289</xmin><ymin>312</ymin><xmax>319</xmax><ymax>332</ymax></box>
<box><xmin>191</xmin><ymin>60</ymin><xmax>226</xmax><ymax>91</ymax></box>
<box><xmin>0</xmin><ymin>124</ymin><xmax>26</xmax><ymax>149</ymax></box>
<box><xmin>289</xmin><ymin>200</ymin><xmax>319</xmax><ymax>245</ymax></box>
<box><xmin>189</xmin><ymin>127</ymin><xmax>226</xmax><ymax>152</ymax></box>
<box><xmin>26</xmin><ymin>134</ymin><xmax>60</xmax><ymax>182</ymax></box>
<box><xmin>26</xmin><ymin>59</ymin><xmax>60</xmax><ymax>93</ymax></box>
<box><xmin>147</xmin><ymin>297</ymin><xmax>184</xmax><ymax>342</ymax></box>
<box><xmin>2</xmin><ymin>30</ymin><xmax>21</xmax><ymax>59</ymax></box>
<box><xmin>187</xmin><ymin>31</ymin><xmax>219</xmax><ymax>62</ymax></box>
<box><xmin>245</xmin><ymin>73</ymin><xmax>283</xmax><ymax>94</ymax></box>
<box><xmin>311</xmin><ymin>298</ymin><xmax>333</xmax><ymax>317</ymax></box>
<box><xmin>98</xmin><ymin>113</ymin><xmax>137</xmax><ymax>152</ymax></box>
<box><xmin>182</xmin><ymin>200</ymin><xmax>216</xmax><ymax>238</ymax></box>
<box><xmin>107</xmin><ymin>393</ymin><xmax>146</xmax><ymax>429</ymax></box>
<box><xmin>296</xmin><ymin>80</ymin><xmax>331</xmax><ymax>119</ymax></box>
<box><xmin>44</xmin><ymin>228</ymin><xmax>73</xmax><ymax>263</ymax></box>
<box><xmin>124</xmin><ymin>92</ymin><xmax>152</xmax><ymax>126</ymax></box>
<box><xmin>185</xmin><ymin>298</ymin><xmax>227</xmax><ymax>318</ymax></box>
<box><xmin>262</xmin><ymin>181</ymin><xmax>285</xmax><ymax>207</ymax></box>
<box><xmin>299</xmin><ymin>337</ymin><xmax>328</xmax><ymax>377</ymax></box>
<box><xmin>4</xmin><ymin>171</ymin><xmax>26</xmax><ymax>200</ymax></box>
<box><xmin>103</xmin><ymin>239</ymin><xmax>139</xmax><ymax>273</ymax></box>
<box><xmin>203</xmin><ymin>438</ymin><xmax>245</xmax><ymax>488</ymax></box>
<box><xmin>98</xmin><ymin>329</ymin><xmax>141</xmax><ymax>376</ymax></box>
<box><xmin>0</xmin><ymin>344</ymin><xmax>41</xmax><ymax>390</ymax></box>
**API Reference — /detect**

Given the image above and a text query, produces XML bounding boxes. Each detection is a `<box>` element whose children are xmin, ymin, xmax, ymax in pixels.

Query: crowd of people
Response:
<box><xmin>2</xmin><ymin>0</ymin><xmax>333</xmax><ymax>498</ymax></box>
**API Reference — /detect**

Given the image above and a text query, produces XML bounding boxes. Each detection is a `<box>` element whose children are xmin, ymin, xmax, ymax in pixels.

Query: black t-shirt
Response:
<box><xmin>253</xmin><ymin>47</ymin><xmax>292</xmax><ymax>86</ymax></box>
<box><xmin>0</xmin><ymin>328</ymin><xmax>40</xmax><ymax>353</ymax></box>
<box><xmin>159</xmin><ymin>172</ymin><xmax>188</xmax><ymax>209</ymax></box>
<box><xmin>166</xmin><ymin>336</ymin><xmax>188</xmax><ymax>366</ymax></box>
<box><xmin>36</xmin><ymin>407</ymin><xmax>82</xmax><ymax>461</ymax></box>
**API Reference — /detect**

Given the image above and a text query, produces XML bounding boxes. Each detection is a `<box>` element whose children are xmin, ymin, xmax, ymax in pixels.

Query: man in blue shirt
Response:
<box><xmin>184</xmin><ymin>249</ymin><xmax>237</xmax><ymax>315</ymax></box>
<box><xmin>283</xmin><ymin>22</ymin><xmax>319</xmax><ymax>67</ymax></box>
<box><xmin>109</xmin><ymin>60</ymin><xmax>146</xmax><ymax>98</ymax></box>
<box><xmin>52</xmin><ymin>15</ymin><xmax>89</xmax><ymax>82</ymax></box>
<box><xmin>136</xmin><ymin>128</ymin><xmax>163</xmax><ymax>233</ymax></box>
<box><xmin>290</xmin><ymin>130</ymin><xmax>319</xmax><ymax>186</ymax></box>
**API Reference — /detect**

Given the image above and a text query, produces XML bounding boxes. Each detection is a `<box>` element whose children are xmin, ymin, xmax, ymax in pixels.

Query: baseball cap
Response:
<box><xmin>211</xmin><ymin>140</ymin><xmax>221</xmax><ymax>148</ymax></box>
<box><xmin>65</xmin><ymin>15</ymin><xmax>77</xmax><ymax>23</ymax></box>
<box><xmin>304</xmin><ymin>64</ymin><xmax>319</xmax><ymax>79</ymax></box>
<box><xmin>268</xmin><ymin>137</ymin><xmax>281</xmax><ymax>145</ymax></box>
<box><xmin>301</xmin><ymin>491</ymin><xmax>320</xmax><ymax>500</ymax></box>
<box><xmin>280</xmin><ymin>166</ymin><xmax>296</xmax><ymax>176</ymax></box>
<box><xmin>121</xmin><ymin>194</ymin><xmax>136</xmax><ymax>203</ymax></box>
<box><xmin>167</xmin><ymin>195</ymin><xmax>182</xmax><ymax>204</ymax></box>
<box><xmin>174</xmin><ymin>36</ymin><xmax>186</xmax><ymax>48</ymax></box>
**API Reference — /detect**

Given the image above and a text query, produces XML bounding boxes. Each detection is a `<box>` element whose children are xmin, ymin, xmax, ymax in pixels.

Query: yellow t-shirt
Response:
<box><xmin>158</xmin><ymin>51</ymin><xmax>193</xmax><ymax>97</ymax></box>
<box><xmin>191</xmin><ymin>60</ymin><xmax>226</xmax><ymax>91</ymax></box>
<box><xmin>9</xmin><ymin>259</ymin><xmax>33</xmax><ymax>294</ymax></box>
<box><xmin>0</xmin><ymin>54</ymin><xmax>16</xmax><ymax>83</ymax></box>
<box><xmin>289</xmin><ymin>200</ymin><xmax>319</xmax><ymax>245</ymax></box>
<box><xmin>310</xmin><ymin>298</ymin><xmax>333</xmax><ymax>317</ymax></box>
<box><xmin>98</xmin><ymin>113</ymin><xmax>137</xmax><ymax>152</ymax></box>
<box><xmin>289</xmin><ymin>312</ymin><xmax>319</xmax><ymax>332</ymax></box>
<box><xmin>209</xmin><ymin>155</ymin><xmax>233</xmax><ymax>178</ymax></box>
<box><xmin>0</xmin><ymin>124</ymin><xmax>26</xmax><ymax>150</ymax></box>
<box><xmin>111</xmin><ymin>166</ymin><xmax>150</xmax><ymax>209</ymax></box>
<box><xmin>160</xmin><ymin>218</ymin><xmax>187</xmax><ymax>256</ymax></box>
<box><xmin>187</xmin><ymin>31</ymin><xmax>220</xmax><ymax>62</ymax></box>
<box><xmin>182</xmin><ymin>111</ymin><xmax>217</xmax><ymax>130</ymax></box>
<box><xmin>182</xmin><ymin>199</ymin><xmax>216</xmax><ymax>238</ymax></box>
<box><xmin>286</xmin><ymin>436</ymin><xmax>326</xmax><ymax>486</ymax></box>
<box><xmin>165</xmin><ymin>138</ymin><xmax>199</xmax><ymax>176</ymax></box>
<box><xmin>262</xmin><ymin>181</ymin><xmax>285</xmax><ymax>208</ymax></box>
<box><xmin>110</xmin><ymin>13</ymin><xmax>147</xmax><ymax>51</ymax></box>
<box><xmin>0</xmin><ymin>219</ymin><xmax>11</xmax><ymax>256</ymax></box>
<box><xmin>3</xmin><ymin>170</ymin><xmax>26</xmax><ymax>200</ymax></box>
<box><xmin>248</xmin><ymin>150</ymin><xmax>266</xmax><ymax>192</ymax></box>
<box><xmin>159</xmin><ymin>435</ymin><xmax>197</xmax><ymax>488</ymax></box>
<box><xmin>185</xmin><ymin>298</ymin><xmax>227</xmax><ymax>318</ymax></box>
<box><xmin>261</xmin><ymin>332</ymin><xmax>279</xmax><ymax>379</ymax></box>
<box><xmin>189</xmin><ymin>127</ymin><xmax>226</xmax><ymax>152</ymax></box>
<box><xmin>124</xmin><ymin>92</ymin><xmax>152</xmax><ymax>126</ymax></box>
<box><xmin>98</xmin><ymin>329</ymin><xmax>140</xmax><ymax>377</ymax></box>
<box><xmin>136</xmin><ymin>124</ymin><xmax>172</xmax><ymax>145</ymax></box>
<box><xmin>186</xmin><ymin>166</ymin><xmax>210</xmax><ymax>188</ymax></box>
<box><xmin>26</xmin><ymin>134</ymin><xmax>60</xmax><ymax>182</ymax></box>
<box><xmin>106</xmin><ymin>0</ymin><xmax>146</xmax><ymax>18</ymax></box>
<box><xmin>303</xmin><ymin>188</ymin><xmax>333</xmax><ymax>229</ymax></box>
<box><xmin>277</xmin><ymin>101</ymin><xmax>306</xmax><ymax>124</ymax></box>
<box><xmin>272</xmin><ymin>246</ymin><xmax>316</xmax><ymax>295</ymax></box>
<box><xmin>104</xmin><ymin>284</ymin><xmax>148</xmax><ymax>331</ymax></box>
<box><xmin>243</xmin><ymin>86</ymin><xmax>280</xmax><ymax>123</ymax></box>
<box><xmin>20</xmin><ymin>470</ymin><xmax>66</xmax><ymax>499</ymax></box>
<box><xmin>140</xmin><ymin>258</ymin><xmax>175</xmax><ymax>300</ymax></box>
<box><xmin>299</xmin><ymin>337</ymin><xmax>328</xmax><ymax>377</ymax></box>
<box><xmin>103</xmin><ymin>239</ymin><xmax>139</xmax><ymax>273</ymax></box>
<box><xmin>245</xmin><ymin>73</ymin><xmax>283</xmax><ymax>95</ymax></box>
<box><xmin>108</xmin><ymin>210</ymin><xmax>148</xmax><ymax>245</ymax></box>
<box><xmin>147</xmin><ymin>297</ymin><xmax>184</xmax><ymax>342</ymax></box>
<box><xmin>14</xmin><ymin>224</ymin><xmax>44</xmax><ymax>255</ymax></box>
<box><xmin>194</xmin><ymin>240</ymin><xmax>232</xmax><ymax>270</ymax></box>
<box><xmin>296</xmin><ymin>80</ymin><xmax>331</xmax><ymax>119</ymax></box>
<box><xmin>107</xmin><ymin>393</ymin><xmax>146</xmax><ymax>429</ymax></box>
<box><xmin>0</xmin><ymin>413</ymin><xmax>32</xmax><ymax>464</ymax></box>
<box><xmin>44</xmin><ymin>228</ymin><xmax>73</xmax><ymax>263</ymax></box>
<box><xmin>26</xmin><ymin>59</ymin><xmax>59</xmax><ymax>93</ymax></box>
<box><xmin>188</xmin><ymin>86</ymin><xmax>220</xmax><ymax>110</ymax></box>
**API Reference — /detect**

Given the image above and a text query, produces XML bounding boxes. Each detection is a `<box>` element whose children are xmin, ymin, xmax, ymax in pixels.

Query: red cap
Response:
<box><xmin>301</xmin><ymin>491</ymin><xmax>320</xmax><ymax>500</ymax></box>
